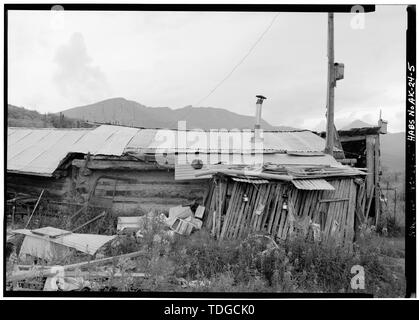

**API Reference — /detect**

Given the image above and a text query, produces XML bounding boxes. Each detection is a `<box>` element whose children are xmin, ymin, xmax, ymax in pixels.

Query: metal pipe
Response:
<box><xmin>254</xmin><ymin>95</ymin><xmax>266</xmax><ymax>141</ymax></box>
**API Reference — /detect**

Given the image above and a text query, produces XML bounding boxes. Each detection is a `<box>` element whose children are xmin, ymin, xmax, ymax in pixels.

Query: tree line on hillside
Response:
<box><xmin>8</xmin><ymin>104</ymin><xmax>94</xmax><ymax>128</ymax></box>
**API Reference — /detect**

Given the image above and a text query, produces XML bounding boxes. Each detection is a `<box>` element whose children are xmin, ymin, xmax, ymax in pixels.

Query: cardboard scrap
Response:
<box><xmin>166</xmin><ymin>205</ymin><xmax>204</xmax><ymax>235</ymax></box>
<box><xmin>168</xmin><ymin>206</ymin><xmax>193</xmax><ymax>224</ymax></box>
<box><xmin>170</xmin><ymin>218</ymin><xmax>194</xmax><ymax>236</ymax></box>
<box><xmin>185</xmin><ymin>216</ymin><xmax>203</xmax><ymax>230</ymax></box>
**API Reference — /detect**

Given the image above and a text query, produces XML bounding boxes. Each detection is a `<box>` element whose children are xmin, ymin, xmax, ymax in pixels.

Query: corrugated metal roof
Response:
<box><xmin>292</xmin><ymin>179</ymin><xmax>335</xmax><ymax>190</ymax></box>
<box><xmin>72</xmin><ymin>125</ymin><xmax>140</xmax><ymax>155</ymax></box>
<box><xmin>8</xmin><ymin>125</ymin><xmax>337</xmax><ymax>177</ymax></box>
<box><xmin>125</xmin><ymin>129</ymin><xmax>332</xmax><ymax>154</ymax></box>
<box><xmin>7</xmin><ymin>126</ymin><xmax>141</xmax><ymax>176</ymax></box>
<box><xmin>8</xmin><ymin>128</ymin><xmax>92</xmax><ymax>176</ymax></box>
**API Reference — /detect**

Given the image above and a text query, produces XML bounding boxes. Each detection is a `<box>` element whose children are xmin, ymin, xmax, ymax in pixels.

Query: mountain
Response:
<box><xmin>381</xmin><ymin>132</ymin><xmax>405</xmax><ymax>172</ymax></box>
<box><xmin>59</xmin><ymin>97</ymin><xmax>293</xmax><ymax>130</ymax></box>
<box><xmin>7</xmin><ymin>104</ymin><xmax>93</xmax><ymax>128</ymax></box>
<box><xmin>341</xmin><ymin>120</ymin><xmax>374</xmax><ymax>130</ymax></box>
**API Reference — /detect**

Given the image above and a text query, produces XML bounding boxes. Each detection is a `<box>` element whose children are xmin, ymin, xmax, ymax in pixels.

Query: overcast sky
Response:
<box><xmin>8</xmin><ymin>5</ymin><xmax>407</xmax><ymax>132</ymax></box>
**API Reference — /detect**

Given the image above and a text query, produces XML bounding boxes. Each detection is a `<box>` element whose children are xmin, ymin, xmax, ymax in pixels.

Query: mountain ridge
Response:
<box><xmin>60</xmin><ymin>97</ymin><xmax>294</xmax><ymax>130</ymax></box>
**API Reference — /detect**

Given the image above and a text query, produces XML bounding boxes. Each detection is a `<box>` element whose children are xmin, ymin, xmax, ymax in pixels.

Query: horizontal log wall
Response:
<box><xmin>6</xmin><ymin>173</ymin><xmax>73</xmax><ymax>200</ymax></box>
<box><xmin>74</xmin><ymin>168</ymin><xmax>209</xmax><ymax>213</ymax></box>
<box><xmin>7</xmin><ymin>167</ymin><xmax>209</xmax><ymax>215</ymax></box>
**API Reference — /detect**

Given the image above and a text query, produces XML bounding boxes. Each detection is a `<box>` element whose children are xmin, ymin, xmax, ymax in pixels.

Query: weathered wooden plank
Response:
<box><xmin>365</xmin><ymin>135</ymin><xmax>375</xmax><ymax>211</ymax></box>
<box><xmin>220</xmin><ymin>182</ymin><xmax>238</xmax><ymax>239</ymax></box>
<box><xmin>324</xmin><ymin>180</ymin><xmax>342</xmax><ymax>238</ymax></box>
<box><xmin>238</xmin><ymin>183</ymin><xmax>258</xmax><ymax>238</ymax></box>
<box><xmin>236</xmin><ymin>183</ymin><xmax>258</xmax><ymax>238</ymax></box>
<box><xmin>345</xmin><ymin>180</ymin><xmax>357</xmax><ymax>245</ymax></box>
<box><xmin>267</xmin><ymin>185</ymin><xmax>280</xmax><ymax>233</ymax></box>
<box><xmin>228</xmin><ymin>183</ymin><xmax>250</xmax><ymax>238</ymax></box>
<box><xmin>270</xmin><ymin>185</ymin><xmax>284</xmax><ymax>235</ymax></box>
<box><xmin>72</xmin><ymin>159</ymin><xmax>168</xmax><ymax>171</ymax></box>
<box><xmin>336</xmin><ymin>179</ymin><xmax>350</xmax><ymax>243</ymax></box>
<box><xmin>339</xmin><ymin>135</ymin><xmax>367</xmax><ymax>143</ymax></box>
<box><xmin>255</xmin><ymin>184</ymin><xmax>272</xmax><ymax>231</ymax></box>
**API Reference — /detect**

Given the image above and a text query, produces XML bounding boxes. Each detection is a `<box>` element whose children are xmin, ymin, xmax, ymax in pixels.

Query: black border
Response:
<box><xmin>3</xmin><ymin>3</ymin><xmax>414</xmax><ymax>300</ymax></box>
<box><xmin>4</xmin><ymin>4</ymin><xmax>375</xmax><ymax>12</ymax></box>
<box><xmin>405</xmin><ymin>4</ymin><xmax>416</xmax><ymax>299</ymax></box>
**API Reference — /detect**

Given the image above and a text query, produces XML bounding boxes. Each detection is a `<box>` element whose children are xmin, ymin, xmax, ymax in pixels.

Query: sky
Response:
<box><xmin>8</xmin><ymin>5</ymin><xmax>407</xmax><ymax>132</ymax></box>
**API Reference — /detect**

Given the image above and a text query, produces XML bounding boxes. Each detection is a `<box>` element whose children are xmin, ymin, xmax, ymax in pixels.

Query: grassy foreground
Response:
<box><xmin>81</xmin><ymin>216</ymin><xmax>405</xmax><ymax>296</ymax></box>
<box><xmin>7</xmin><ymin>211</ymin><xmax>406</xmax><ymax>297</ymax></box>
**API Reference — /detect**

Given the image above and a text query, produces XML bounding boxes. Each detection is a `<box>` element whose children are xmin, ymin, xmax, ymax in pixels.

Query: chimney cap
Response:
<box><xmin>256</xmin><ymin>95</ymin><xmax>267</xmax><ymax>100</ymax></box>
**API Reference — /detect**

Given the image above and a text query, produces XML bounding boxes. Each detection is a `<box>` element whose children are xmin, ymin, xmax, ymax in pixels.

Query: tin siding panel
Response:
<box><xmin>292</xmin><ymin>179</ymin><xmax>335</xmax><ymax>190</ymax></box>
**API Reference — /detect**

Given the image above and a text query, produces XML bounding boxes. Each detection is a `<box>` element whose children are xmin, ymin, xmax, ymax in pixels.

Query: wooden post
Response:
<box><xmin>365</xmin><ymin>135</ymin><xmax>375</xmax><ymax>221</ymax></box>
<box><xmin>374</xmin><ymin>135</ymin><xmax>381</xmax><ymax>226</ymax></box>
<box><xmin>325</xmin><ymin>12</ymin><xmax>335</xmax><ymax>156</ymax></box>
<box><xmin>394</xmin><ymin>189</ymin><xmax>397</xmax><ymax>220</ymax></box>
<box><xmin>12</xmin><ymin>205</ymin><xmax>16</xmax><ymax>227</ymax></box>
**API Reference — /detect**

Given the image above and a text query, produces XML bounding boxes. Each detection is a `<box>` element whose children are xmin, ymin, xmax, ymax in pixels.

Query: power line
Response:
<box><xmin>194</xmin><ymin>12</ymin><xmax>280</xmax><ymax>107</ymax></box>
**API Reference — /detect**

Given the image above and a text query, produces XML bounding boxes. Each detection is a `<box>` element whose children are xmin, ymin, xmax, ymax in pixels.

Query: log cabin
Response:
<box><xmin>6</xmin><ymin>124</ymin><xmax>366</xmax><ymax>242</ymax></box>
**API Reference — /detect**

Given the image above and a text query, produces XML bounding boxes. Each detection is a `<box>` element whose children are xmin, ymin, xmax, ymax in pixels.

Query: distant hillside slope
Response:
<box><xmin>341</xmin><ymin>119</ymin><xmax>374</xmax><ymax>130</ymax></box>
<box><xmin>60</xmin><ymin>97</ymin><xmax>295</xmax><ymax>130</ymax></box>
<box><xmin>381</xmin><ymin>132</ymin><xmax>405</xmax><ymax>172</ymax></box>
<box><xmin>8</xmin><ymin>104</ymin><xmax>93</xmax><ymax>128</ymax></box>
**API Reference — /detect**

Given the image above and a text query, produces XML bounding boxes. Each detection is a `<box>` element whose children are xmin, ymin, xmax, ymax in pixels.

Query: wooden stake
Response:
<box><xmin>24</xmin><ymin>189</ymin><xmax>44</xmax><ymax>229</ymax></box>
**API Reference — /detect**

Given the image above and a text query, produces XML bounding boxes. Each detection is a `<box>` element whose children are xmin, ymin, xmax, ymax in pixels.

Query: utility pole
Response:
<box><xmin>325</xmin><ymin>12</ymin><xmax>335</xmax><ymax>156</ymax></box>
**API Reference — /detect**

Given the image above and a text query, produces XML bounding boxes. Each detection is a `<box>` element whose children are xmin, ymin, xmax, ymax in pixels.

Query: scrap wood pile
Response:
<box><xmin>200</xmin><ymin>164</ymin><xmax>366</xmax><ymax>245</ymax></box>
<box><xmin>7</xmin><ymin>250</ymin><xmax>147</xmax><ymax>291</ymax></box>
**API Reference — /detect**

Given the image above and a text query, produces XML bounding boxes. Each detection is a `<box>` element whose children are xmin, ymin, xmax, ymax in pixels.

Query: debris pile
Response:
<box><xmin>117</xmin><ymin>204</ymin><xmax>205</xmax><ymax>237</ymax></box>
<box><xmin>6</xmin><ymin>202</ymin><xmax>206</xmax><ymax>292</ymax></box>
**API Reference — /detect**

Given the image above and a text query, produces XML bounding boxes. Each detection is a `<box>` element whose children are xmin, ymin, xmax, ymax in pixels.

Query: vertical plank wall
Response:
<box><xmin>203</xmin><ymin>177</ymin><xmax>360</xmax><ymax>244</ymax></box>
